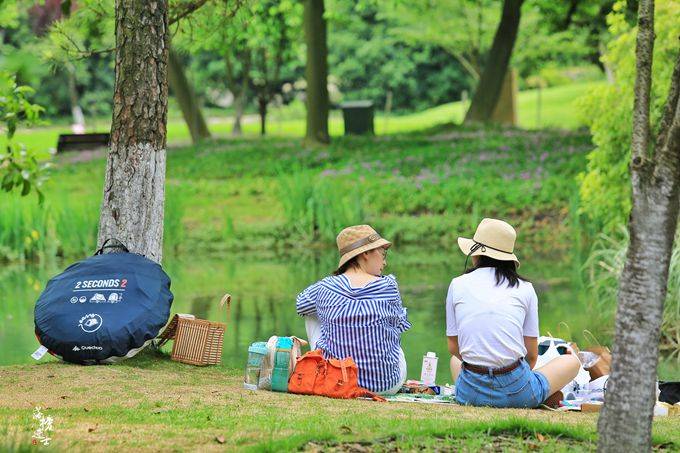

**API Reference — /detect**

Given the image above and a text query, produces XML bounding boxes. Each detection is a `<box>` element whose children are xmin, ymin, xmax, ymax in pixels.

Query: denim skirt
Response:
<box><xmin>455</xmin><ymin>359</ymin><xmax>550</xmax><ymax>408</ymax></box>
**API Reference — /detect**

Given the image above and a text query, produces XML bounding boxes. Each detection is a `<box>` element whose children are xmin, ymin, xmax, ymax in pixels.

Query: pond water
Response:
<box><xmin>2</xmin><ymin>247</ymin><xmax>678</xmax><ymax>382</ymax></box>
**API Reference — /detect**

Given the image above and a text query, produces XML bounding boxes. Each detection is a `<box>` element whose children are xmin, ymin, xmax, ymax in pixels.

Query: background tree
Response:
<box><xmin>97</xmin><ymin>0</ymin><xmax>169</xmax><ymax>262</ymax></box>
<box><xmin>303</xmin><ymin>0</ymin><xmax>329</xmax><ymax>144</ymax></box>
<box><xmin>175</xmin><ymin>0</ymin><xmax>252</xmax><ymax>136</ymax></box>
<box><xmin>380</xmin><ymin>0</ymin><xmax>499</xmax><ymax>82</ymax></box>
<box><xmin>327</xmin><ymin>0</ymin><xmax>470</xmax><ymax>111</ymax></box>
<box><xmin>168</xmin><ymin>47</ymin><xmax>211</xmax><ymax>143</ymax></box>
<box><xmin>177</xmin><ymin>0</ymin><xmax>301</xmax><ymax>136</ymax></box>
<box><xmin>464</xmin><ymin>0</ymin><xmax>524</xmax><ymax>123</ymax></box>
<box><xmin>248</xmin><ymin>1</ymin><xmax>302</xmax><ymax>136</ymax></box>
<box><xmin>597</xmin><ymin>0</ymin><xmax>680</xmax><ymax>450</ymax></box>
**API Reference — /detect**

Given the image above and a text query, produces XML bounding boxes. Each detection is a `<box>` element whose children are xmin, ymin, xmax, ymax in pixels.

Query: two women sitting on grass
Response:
<box><xmin>295</xmin><ymin>219</ymin><xmax>580</xmax><ymax>406</ymax></box>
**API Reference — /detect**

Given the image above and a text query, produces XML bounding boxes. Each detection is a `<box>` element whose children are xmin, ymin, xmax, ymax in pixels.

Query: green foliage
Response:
<box><xmin>585</xmin><ymin>228</ymin><xmax>680</xmax><ymax>356</ymax></box>
<box><xmin>277</xmin><ymin>169</ymin><xmax>364</xmax><ymax>242</ymax></box>
<box><xmin>1</xmin><ymin>127</ymin><xmax>592</xmax><ymax>262</ymax></box>
<box><xmin>327</xmin><ymin>0</ymin><xmax>472</xmax><ymax>111</ymax></box>
<box><xmin>378</xmin><ymin>0</ymin><xmax>499</xmax><ymax>80</ymax></box>
<box><xmin>577</xmin><ymin>0</ymin><xmax>679</xmax><ymax>231</ymax></box>
<box><xmin>175</xmin><ymin>0</ymin><xmax>303</xmax><ymax>116</ymax></box>
<box><xmin>0</xmin><ymin>72</ymin><xmax>49</xmax><ymax>200</ymax></box>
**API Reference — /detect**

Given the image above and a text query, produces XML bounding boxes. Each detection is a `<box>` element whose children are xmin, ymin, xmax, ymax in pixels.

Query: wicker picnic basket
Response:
<box><xmin>156</xmin><ymin>294</ymin><xmax>231</xmax><ymax>366</ymax></box>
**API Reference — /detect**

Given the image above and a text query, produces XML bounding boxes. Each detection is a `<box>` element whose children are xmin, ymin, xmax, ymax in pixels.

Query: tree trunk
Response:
<box><xmin>66</xmin><ymin>63</ymin><xmax>85</xmax><ymax>131</ymax></box>
<box><xmin>303</xmin><ymin>0</ymin><xmax>329</xmax><ymax>145</ymax></box>
<box><xmin>258</xmin><ymin>97</ymin><xmax>267</xmax><ymax>136</ymax></box>
<box><xmin>225</xmin><ymin>51</ymin><xmax>250</xmax><ymax>137</ymax></box>
<box><xmin>168</xmin><ymin>47</ymin><xmax>210</xmax><ymax>144</ymax></box>
<box><xmin>97</xmin><ymin>0</ymin><xmax>169</xmax><ymax>263</ymax></box>
<box><xmin>232</xmin><ymin>90</ymin><xmax>245</xmax><ymax>136</ymax></box>
<box><xmin>597</xmin><ymin>1</ymin><xmax>680</xmax><ymax>450</ymax></box>
<box><xmin>464</xmin><ymin>0</ymin><xmax>524</xmax><ymax>124</ymax></box>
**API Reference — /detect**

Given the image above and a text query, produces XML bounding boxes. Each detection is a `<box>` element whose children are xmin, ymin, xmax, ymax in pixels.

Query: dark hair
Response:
<box><xmin>465</xmin><ymin>255</ymin><xmax>529</xmax><ymax>288</ymax></box>
<box><xmin>333</xmin><ymin>256</ymin><xmax>359</xmax><ymax>276</ymax></box>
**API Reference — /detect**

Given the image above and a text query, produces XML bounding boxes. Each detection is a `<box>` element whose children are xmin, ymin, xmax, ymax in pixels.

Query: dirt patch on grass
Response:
<box><xmin>303</xmin><ymin>432</ymin><xmax>596</xmax><ymax>452</ymax></box>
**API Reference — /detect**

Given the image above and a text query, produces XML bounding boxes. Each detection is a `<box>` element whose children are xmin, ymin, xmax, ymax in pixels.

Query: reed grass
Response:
<box><xmin>0</xmin><ymin>191</ymin><xmax>184</xmax><ymax>262</ymax></box>
<box><xmin>277</xmin><ymin>170</ymin><xmax>364</xmax><ymax>243</ymax></box>
<box><xmin>584</xmin><ymin>227</ymin><xmax>680</xmax><ymax>356</ymax></box>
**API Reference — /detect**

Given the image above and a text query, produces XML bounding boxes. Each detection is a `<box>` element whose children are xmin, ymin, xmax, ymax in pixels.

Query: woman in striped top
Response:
<box><xmin>296</xmin><ymin>225</ymin><xmax>410</xmax><ymax>394</ymax></box>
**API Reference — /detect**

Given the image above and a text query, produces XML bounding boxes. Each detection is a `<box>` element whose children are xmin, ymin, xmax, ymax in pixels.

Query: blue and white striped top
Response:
<box><xmin>296</xmin><ymin>274</ymin><xmax>411</xmax><ymax>392</ymax></box>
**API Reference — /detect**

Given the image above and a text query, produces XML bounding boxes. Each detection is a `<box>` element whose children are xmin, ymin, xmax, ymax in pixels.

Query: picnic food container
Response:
<box><xmin>156</xmin><ymin>294</ymin><xmax>231</xmax><ymax>366</ymax></box>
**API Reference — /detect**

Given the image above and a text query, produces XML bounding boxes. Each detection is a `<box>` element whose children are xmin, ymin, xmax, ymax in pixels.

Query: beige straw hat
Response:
<box><xmin>457</xmin><ymin>218</ymin><xmax>520</xmax><ymax>267</ymax></box>
<box><xmin>336</xmin><ymin>225</ymin><xmax>391</xmax><ymax>269</ymax></box>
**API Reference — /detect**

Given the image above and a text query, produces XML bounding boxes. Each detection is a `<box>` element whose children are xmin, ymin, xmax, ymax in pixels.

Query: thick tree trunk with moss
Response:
<box><xmin>597</xmin><ymin>1</ymin><xmax>680</xmax><ymax>450</ymax></box>
<box><xmin>464</xmin><ymin>0</ymin><xmax>524</xmax><ymax>124</ymax></box>
<box><xmin>97</xmin><ymin>0</ymin><xmax>169</xmax><ymax>263</ymax></box>
<box><xmin>304</xmin><ymin>0</ymin><xmax>329</xmax><ymax>144</ymax></box>
<box><xmin>168</xmin><ymin>48</ymin><xmax>210</xmax><ymax>144</ymax></box>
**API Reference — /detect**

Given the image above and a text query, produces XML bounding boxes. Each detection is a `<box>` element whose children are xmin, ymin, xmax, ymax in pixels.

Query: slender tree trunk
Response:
<box><xmin>97</xmin><ymin>0</ymin><xmax>169</xmax><ymax>263</ymax></box>
<box><xmin>66</xmin><ymin>63</ymin><xmax>85</xmax><ymax>131</ymax></box>
<box><xmin>258</xmin><ymin>97</ymin><xmax>267</xmax><ymax>136</ymax></box>
<box><xmin>232</xmin><ymin>90</ymin><xmax>245</xmax><ymax>136</ymax></box>
<box><xmin>598</xmin><ymin>1</ymin><xmax>680</xmax><ymax>450</ymax></box>
<box><xmin>303</xmin><ymin>0</ymin><xmax>329</xmax><ymax>144</ymax></box>
<box><xmin>168</xmin><ymin>47</ymin><xmax>210</xmax><ymax>144</ymax></box>
<box><xmin>225</xmin><ymin>51</ymin><xmax>250</xmax><ymax>137</ymax></box>
<box><xmin>464</xmin><ymin>0</ymin><xmax>524</xmax><ymax>123</ymax></box>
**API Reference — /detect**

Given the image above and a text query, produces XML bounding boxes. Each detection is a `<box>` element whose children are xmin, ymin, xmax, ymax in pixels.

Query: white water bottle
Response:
<box><xmin>421</xmin><ymin>352</ymin><xmax>438</xmax><ymax>385</ymax></box>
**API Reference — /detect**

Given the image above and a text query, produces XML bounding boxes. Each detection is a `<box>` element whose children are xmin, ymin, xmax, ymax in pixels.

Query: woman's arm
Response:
<box><xmin>524</xmin><ymin>336</ymin><xmax>538</xmax><ymax>369</ymax></box>
<box><xmin>523</xmin><ymin>285</ymin><xmax>540</xmax><ymax>368</ymax></box>
<box><xmin>447</xmin><ymin>336</ymin><xmax>461</xmax><ymax>360</ymax></box>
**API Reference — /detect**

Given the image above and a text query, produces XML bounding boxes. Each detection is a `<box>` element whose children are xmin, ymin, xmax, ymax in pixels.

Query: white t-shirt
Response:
<box><xmin>445</xmin><ymin>267</ymin><xmax>539</xmax><ymax>368</ymax></box>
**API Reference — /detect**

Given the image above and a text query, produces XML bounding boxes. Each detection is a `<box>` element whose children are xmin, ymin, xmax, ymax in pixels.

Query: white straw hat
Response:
<box><xmin>457</xmin><ymin>218</ymin><xmax>520</xmax><ymax>267</ymax></box>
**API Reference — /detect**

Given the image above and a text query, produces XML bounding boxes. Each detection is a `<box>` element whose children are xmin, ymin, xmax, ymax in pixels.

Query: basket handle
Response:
<box><xmin>220</xmin><ymin>293</ymin><xmax>232</xmax><ymax>325</ymax></box>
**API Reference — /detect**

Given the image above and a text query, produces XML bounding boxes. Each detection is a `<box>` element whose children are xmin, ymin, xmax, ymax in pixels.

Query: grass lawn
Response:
<box><xmin>1</xmin><ymin>126</ymin><xmax>594</xmax><ymax>262</ymax></box>
<box><xmin>1</xmin><ymin>351</ymin><xmax>677</xmax><ymax>452</ymax></box>
<box><xmin>5</xmin><ymin>81</ymin><xmax>601</xmax><ymax>157</ymax></box>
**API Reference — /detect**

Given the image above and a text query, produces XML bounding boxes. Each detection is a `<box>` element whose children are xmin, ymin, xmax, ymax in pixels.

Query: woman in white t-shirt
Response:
<box><xmin>446</xmin><ymin>218</ymin><xmax>580</xmax><ymax>408</ymax></box>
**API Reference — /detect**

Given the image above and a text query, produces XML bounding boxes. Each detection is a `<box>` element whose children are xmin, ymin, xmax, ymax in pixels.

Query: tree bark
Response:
<box><xmin>66</xmin><ymin>63</ymin><xmax>85</xmax><ymax>131</ymax></box>
<box><xmin>464</xmin><ymin>0</ymin><xmax>524</xmax><ymax>124</ymax></box>
<box><xmin>258</xmin><ymin>97</ymin><xmax>267</xmax><ymax>136</ymax></box>
<box><xmin>597</xmin><ymin>1</ymin><xmax>680</xmax><ymax>450</ymax></box>
<box><xmin>303</xmin><ymin>0</ymin><xmax>329</xmax><ymax>145</ymax></box>
<box><xmin>168</xmin><ymin>47</ymin><xmax>210</xmax><ymax>144</ymax></box>
<box><xmin>232</xmin><ymin>89</ymin><xmax>245</xmax><ymax>136</ymax></box>
<box><xmin>97</xmin><ymin>0</ymin><xmax>169</xmax><ymax>263</ymax></box>
<box><xmin>225</xmin><ymin>51</ymin><xmax>250</xmax><ymax>137</ymax></box>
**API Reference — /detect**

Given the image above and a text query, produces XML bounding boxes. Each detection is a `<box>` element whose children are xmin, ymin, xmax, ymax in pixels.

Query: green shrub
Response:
<box><xmin>577</xmin><ymin>0</ymin><xmax>679</xmax><ymax>232</ymax></box>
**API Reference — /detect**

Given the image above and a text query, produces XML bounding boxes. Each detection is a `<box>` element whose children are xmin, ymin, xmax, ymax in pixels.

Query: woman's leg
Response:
<box><xmin>304</xmin><ymin>314</ymin><xmax>322</xmax><ymax>350</ymax></box>
<box><xmin>534</xmin><ymin>354</ymin><xmax>581</xmax><ymax>395</ymax></box>
<box><xmin>450</xmin><ymin>355</ymin><xmax>462</xmax><ymax>382</ymax></box>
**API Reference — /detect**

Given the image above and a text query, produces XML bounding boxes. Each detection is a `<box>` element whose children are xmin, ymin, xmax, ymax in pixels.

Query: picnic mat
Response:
<box><xmin>384</xmin><ymin>394</ymin><xmax>457</xmax><ymax>404</ymax></box>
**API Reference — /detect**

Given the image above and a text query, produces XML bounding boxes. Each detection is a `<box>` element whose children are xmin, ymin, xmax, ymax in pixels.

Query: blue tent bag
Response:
<box><xmin>34</xmin><ymin>243</ymin><xmax>173</xmax><ymax>364</ymax></box>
